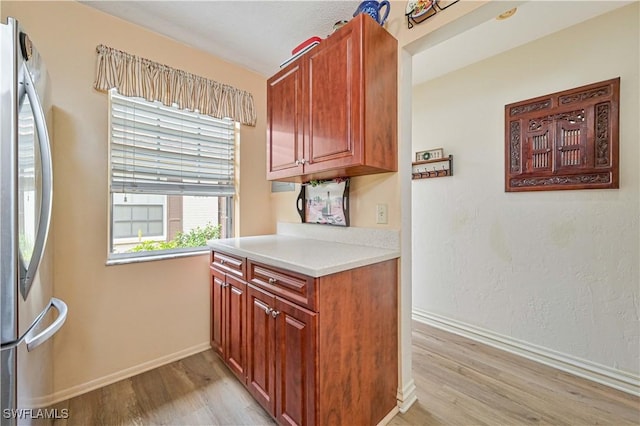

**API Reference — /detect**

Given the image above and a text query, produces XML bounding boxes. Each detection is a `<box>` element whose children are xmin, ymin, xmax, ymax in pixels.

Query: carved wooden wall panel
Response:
<box><xmin>505</xmin><ymin>78</ymin><xmax>619</xmax><ymax>192</ymax></box>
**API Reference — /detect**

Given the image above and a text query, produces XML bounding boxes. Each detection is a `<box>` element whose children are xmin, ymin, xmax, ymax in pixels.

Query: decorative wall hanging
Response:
<box><xmin>505</xmin><ymin>77</ymin><xmax>619</xmax><ymax>192</ymax></box>
<box><xmin>412</xmin><ymin>154</ymin><xmax>453</xmax><ymax>180</ymax></box>
<box><xmin>415</xmin><ymin>147</ymin><xmax>444</xmax><ymax>162</ymax></box>
<box><xmin>405</xmin><ymin>0</ymin><xmax>460</xmax><ymax>29</ymax></box>
<box><xmin>296</xmin><ymin>179</ymin><xmax>350</xmax><ymax>226</ymax></box>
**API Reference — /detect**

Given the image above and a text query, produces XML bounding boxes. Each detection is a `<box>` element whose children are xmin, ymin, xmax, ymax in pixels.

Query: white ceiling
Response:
<box><xmin>412</xmin><ymin>0</ymin><xmax>634</xmax><ymax>85</ymax></box>
<box><xmin>81</xmin><ymin>0</ymin><xmax>361</xmax><ymax>77</ymax></box>
<box><xmin>80</xmin><ymin>1</ymin><xmax>633</xmax><ymax>85</ymax></box>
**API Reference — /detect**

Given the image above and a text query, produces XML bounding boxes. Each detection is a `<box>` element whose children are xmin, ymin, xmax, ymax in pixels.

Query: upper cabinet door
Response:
<box><xmin>267</xmin><ymin>62</ymin><xmax>305</xmax><ymax>180</ymax></box>
<box><xmin>266</xmin><ymin>14</ymin><xmax>397</xmax><ymax>183</ymax></box>
<box><xmin>304</xmin><ymin>24</ymin><xmax>361</xmax><ymax>174</ymax></box>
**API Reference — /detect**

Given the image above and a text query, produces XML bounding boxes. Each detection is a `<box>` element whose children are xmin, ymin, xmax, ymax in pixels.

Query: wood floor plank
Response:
<box><xmin>409</xmin><ymin>322</ymin><xmax>640</xmax><ymax>425</ymax></box>
<box><xmin>50</xmin><ymin>324</ymin><xmax>638</xmax><ymax>425</ymax></box>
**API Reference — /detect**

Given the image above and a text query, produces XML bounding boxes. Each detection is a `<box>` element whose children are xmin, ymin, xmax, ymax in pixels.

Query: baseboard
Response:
<box><xmin>377</xmin><ymin>405</ymin><xmax>400</xmax><ymax>426</ymax></box>
<box><xmin>413</xmin><ymin>309</ymin><xmax>640</xmax><ymax>397</ymax></box>
<box><xmin>42</xmin><ymin>342</ymin><xmax>212</xmax><ymax>407</ymax></box>
<box><xmin>396</xmin><ymin>378</ymin><xmax>418</xmax><ymax>413</ymax></box>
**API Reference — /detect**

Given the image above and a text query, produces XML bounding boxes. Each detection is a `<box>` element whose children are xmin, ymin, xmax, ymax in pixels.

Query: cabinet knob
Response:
<box><xmin>295</xmin><ymin>160</ymin><xmax>300</xmax><ymax>166</ymax></box>
<box><xmin>300</xmin><ymin>158</ymin><xmax>306</xmax><ymax>165</ymax></box>
<box><xmin>264</xmin><ymin>307</ymin><xmax>273</xmax><ymax>315</ymax></box>
<box><xmin>271</xmin><ymin>310</ymin><xmax>280</xmax><ymax>318</ymax></box>
<box><xmin>268</xmin><ymin>277</ymin><xmax>277</xmax><ymax>285</ymax></box>
<box><xmin>219</xmin><ymin>259</ymin><xmax>225</xmax><ymax>264</ymax></box>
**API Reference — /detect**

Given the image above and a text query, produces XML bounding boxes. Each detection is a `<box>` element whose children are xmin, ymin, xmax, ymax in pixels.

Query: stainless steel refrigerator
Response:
<box><xmin>1</xmin><ymin>17</ymin><xmax>68</xmax><ymax>426</ymax></box>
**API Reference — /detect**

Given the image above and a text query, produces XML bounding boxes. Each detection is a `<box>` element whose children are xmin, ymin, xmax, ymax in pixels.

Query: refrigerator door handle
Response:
<box><xmin>24</xmin><ymin>297</ymin><xmax>67</xmax><ymax>352</ymax></box>
<box><xmin>0</xmin><ymin>298</ymin><xmax>67</xmax><ymax>352</ymax></box>
<box><xmin>19</xmin><ymin>62</ymin><xmax>53</xmax><ymax>300</ymax></box>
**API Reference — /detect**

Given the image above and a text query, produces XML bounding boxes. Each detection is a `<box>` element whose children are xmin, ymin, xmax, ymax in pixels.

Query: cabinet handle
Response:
<box><xmin>268</xmin><ymin>277</ymin><xmax>277</xmax><ymax>285</ymax></box>
<box><xmin>264</xmin><ymin>306</ymin><xmax>273</xmax><ymax>315</ymax></box>
<box><xmin>219</xmin><ymin>259</ymin><xmax>226</xmax><ymax>265</ymax></box>
<box><xmin>271</xmin><ymin>310</ymin><xmax>280</xmax><ymax>318</ymax></box>
<box><xmin>295</xmin><ymin>160</ymin><xmax>300</xmax><ymax>166</ymax></box>
<box><xmin>300</xmin><ymin>158</ymin><xmax>306</xmax><ymax>165</ymax></box>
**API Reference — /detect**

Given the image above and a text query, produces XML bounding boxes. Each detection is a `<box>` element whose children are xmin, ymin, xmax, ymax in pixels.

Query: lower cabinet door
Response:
<box><xmin>247</xmin><ymin>284</ymin><xmax>277</xmax><ymax>415</ymax></box>
<box><xmin>210</xmin><ymin>267</ymin><xmax>225</xmax><ymax>358</ymax></box>
<box><xmin>225</xmin><ymin>275</ymin><xmax>247</xmax><ymax>383</ymax></box>
<box><xmin>275</xmin><ymin>297</ymin><xmax>317</xmax><ymax>426</ymax></box>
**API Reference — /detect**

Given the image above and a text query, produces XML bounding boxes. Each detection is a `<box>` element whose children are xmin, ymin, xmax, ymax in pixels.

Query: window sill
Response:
<box><xmin>106</xmin><ymin>248</ymin><xmax>210</xmax><ymax>266</ymax></box>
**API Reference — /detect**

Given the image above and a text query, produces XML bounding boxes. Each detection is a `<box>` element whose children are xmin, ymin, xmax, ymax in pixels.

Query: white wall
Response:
<box><xmin>412</xmin><ymin>3</ymin><xmax>639</xmax><ymax>377</ymax></box>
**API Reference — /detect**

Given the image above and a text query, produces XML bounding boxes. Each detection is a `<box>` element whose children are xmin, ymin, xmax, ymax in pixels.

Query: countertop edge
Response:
<box><xmin>207</xmin><ymin>238</ymin><xmax>399</xmax><ymax>278</ymax></box>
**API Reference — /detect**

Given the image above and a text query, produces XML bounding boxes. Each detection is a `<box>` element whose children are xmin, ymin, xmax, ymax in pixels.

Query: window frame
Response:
<box><xmin>106</xmin><ymin>90</ymin><xmax>237</xmax><ymax>264</ymax></box>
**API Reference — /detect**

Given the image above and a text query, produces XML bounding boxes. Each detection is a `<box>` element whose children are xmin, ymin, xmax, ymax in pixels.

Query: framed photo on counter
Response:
<box><xmin>296</xmin><ymin>179</ymin><xmax>350</xmax><ymax>227</ymax></box>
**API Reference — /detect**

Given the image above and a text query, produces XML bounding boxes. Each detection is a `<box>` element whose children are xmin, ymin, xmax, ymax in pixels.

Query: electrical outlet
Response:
<box><xmin>376</xmin><ymin>204</ymin><xmax>388</xmax><ymax>224</ymax></box>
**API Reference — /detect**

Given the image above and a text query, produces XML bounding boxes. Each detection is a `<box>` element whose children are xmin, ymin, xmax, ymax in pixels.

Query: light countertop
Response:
<box><xmin>207</xmin><ymin>234</ymin><xmax>399</xmax><ymax>278</ymax></box>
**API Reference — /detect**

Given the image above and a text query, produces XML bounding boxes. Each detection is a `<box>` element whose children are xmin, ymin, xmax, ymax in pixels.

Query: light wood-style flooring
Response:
<box><xmin>52</xmin><ymin>322</ymin><xmax>639</xmax><ymax>425</ymax></box>
<box><xmin>391</xmin><ymin>321</ymin><xmax>639</xmax><ymax>425</ymax></box>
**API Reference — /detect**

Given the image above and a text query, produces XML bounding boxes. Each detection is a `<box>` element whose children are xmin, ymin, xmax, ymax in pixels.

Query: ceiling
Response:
<box><xmin>81</xmin><ymin>1</ymin><xmax>633</xmax><ymax>85</ymax></box>
<box><xmin>411</xmin><ymin>0</ymin><xmax>633</xmax><ymax>85</ymax></box>
<box><xmin>81</xmin><ymin>0</ymin><xmax>361</xmax><ymax>76</ymax></box>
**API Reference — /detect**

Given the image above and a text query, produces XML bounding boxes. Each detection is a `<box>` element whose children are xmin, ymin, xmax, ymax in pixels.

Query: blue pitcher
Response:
<box><xmin>353</xmin><ymin>0</ymin><xmax>391</xmax><ymax>26</ymax></box>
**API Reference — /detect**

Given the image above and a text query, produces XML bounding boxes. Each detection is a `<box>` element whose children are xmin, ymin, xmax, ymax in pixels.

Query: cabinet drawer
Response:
<box><xmin>248</xmin><ymin>261</ymin><xmax>316</xmax><ymax>311</ymax></box>
<box><xmin>211</xmin><ymin>251</ymin><xmax>246</xmax><ymax>279</ymax></box>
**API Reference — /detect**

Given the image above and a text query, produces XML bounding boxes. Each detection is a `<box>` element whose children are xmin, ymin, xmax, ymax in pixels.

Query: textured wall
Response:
<box><xmin>412</xmin><ymin>4</ymin><xmax>639</xmax><ymax>374</ymax></box>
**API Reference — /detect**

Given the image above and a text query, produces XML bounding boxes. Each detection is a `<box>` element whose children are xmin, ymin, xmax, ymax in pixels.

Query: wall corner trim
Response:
<box><xmin>412</xmin><ymin>309</ymin><xmax>640</xmax><ymax>397</ymax></box>
<box><xmin>396</xmin><ymin>378</ymin><xmax>418</xmax><ymax>413</ymax></box>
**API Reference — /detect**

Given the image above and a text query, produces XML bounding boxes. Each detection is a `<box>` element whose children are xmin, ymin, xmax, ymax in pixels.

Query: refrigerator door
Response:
<box><xmin>1</xmin><ymin>18</ymin><xmax>66</xmax><ymax>424</ymax></box>
<box><xmin>18</xmin><ymin>39</ymin><xmax>53</xmax><ymax>302</ymax></box>
<box><xmin>0</xmin><ymin>16</ymin><xmax>20</xmax><ymax>422</ymax></box>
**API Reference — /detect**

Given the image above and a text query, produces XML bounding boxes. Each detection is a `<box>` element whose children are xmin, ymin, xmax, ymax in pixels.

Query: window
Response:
<box><xmin>505</xmin><ymin>77</ymin><xmax>619</xmax><ymax>192</ymax></box>
<box><xmin>113</xmin><ymin>203</ymin><xmax>164</xmax><ymax>239</ymax></box>
<box><xmin>108</xmin><ymin>90</ymin><xmax>236</xmax><ymax>260</ymax></box>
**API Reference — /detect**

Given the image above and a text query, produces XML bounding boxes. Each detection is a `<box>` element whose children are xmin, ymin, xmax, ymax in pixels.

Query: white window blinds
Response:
<box><xmin>109</xmin><ymin>90</ymin><xmax>235</xmax><ymax>196</ymax></box>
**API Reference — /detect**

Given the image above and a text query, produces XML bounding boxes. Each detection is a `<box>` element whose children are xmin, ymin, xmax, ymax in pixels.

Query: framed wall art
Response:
<box><xmin>505</xmin><ymin>77</ymin><xmax>619</xmax><ymax>192</ymax></box>
<box><xmin>296</xmin><ymin>179</ymin><xmax>350</xmax><ymax>227</ymax></box>
<box><xmin>415</xmin><ymin>147</ymin><xmax>444</xmax><ymax>162</ymax></box>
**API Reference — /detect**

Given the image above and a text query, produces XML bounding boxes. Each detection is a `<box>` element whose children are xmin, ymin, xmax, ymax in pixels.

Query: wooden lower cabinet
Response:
<box><xmin>274</xmin><ymin>296</ymin><xmax>317</xmax><ymax>426</ymax></box>
<box><xmin>211</xmin><ymin>251</ymin><xmax>397</xmax><ymax>426</ymax></box>
<box><xmin>246</xmin><ymin>284</ymin><xmax>276</xmax><ymax>413</ymax></box>
<box><xmin>210</xmin><ymin>267</ymin><xmax>224</xmax><ymax>358</ymax></box>
<box><xmin>247</xmin><ymin>284</ymin><xmax>317</xmax><ymax>426</ymax></box>
<box><xmin>224</xmin><ymin>275</ymin><xmax>247</xmax><ymax>381</ymax></box>
<box><xmin>210</xmin><ymin>265</ymin><xmax>247</xmax><ymax>384</ymax></box>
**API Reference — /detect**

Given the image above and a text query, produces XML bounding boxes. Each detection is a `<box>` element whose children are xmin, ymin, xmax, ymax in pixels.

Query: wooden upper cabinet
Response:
<box><xmin>304</xmin><ymin>23</ymin><xmax>361</xmax><ymax>174</ymax></box>
<box><xmin>267</xmin><ymin>13</ymin><xmax>397</xmax><ymax>182</ymax></box>
<box><xmin>267</xmin><ymin>63</ymin><xmax>304</xmax><ymax>180</ymax></box>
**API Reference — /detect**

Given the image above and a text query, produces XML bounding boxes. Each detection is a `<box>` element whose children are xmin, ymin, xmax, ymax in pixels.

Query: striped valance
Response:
<box><xmin>94</xmin><ymin>44</ymin><xmax>256</xmax><ymax>126</ymax></box>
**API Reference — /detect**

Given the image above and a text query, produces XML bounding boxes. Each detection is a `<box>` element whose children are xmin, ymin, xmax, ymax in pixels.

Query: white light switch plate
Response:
<box><xmin>376</xmin><ymin>204</ymin><xmax>388</xmax><ymax>224</ymax></box>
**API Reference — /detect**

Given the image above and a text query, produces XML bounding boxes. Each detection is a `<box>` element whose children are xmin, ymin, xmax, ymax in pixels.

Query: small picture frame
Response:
<box><xmin>416</xmin><ymin>148</ymin><xmax>444</xmax><ymax>162</ymax></box>
<box><xmin>296</xmin><ymin>179</ymin><xmax>350</xmax><ymax>227</ymax></box>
